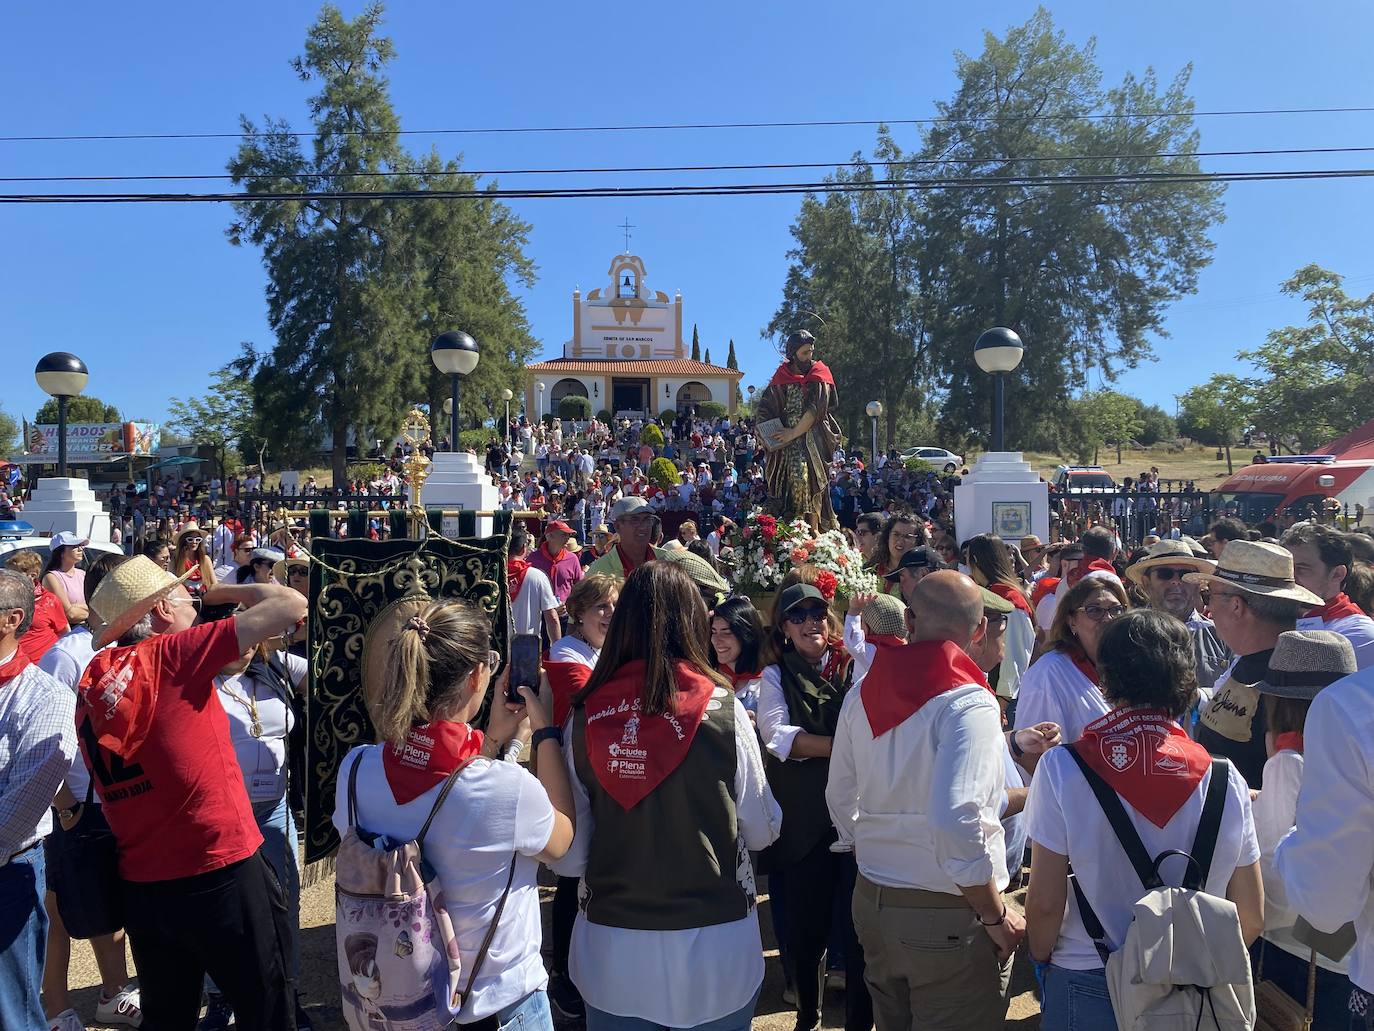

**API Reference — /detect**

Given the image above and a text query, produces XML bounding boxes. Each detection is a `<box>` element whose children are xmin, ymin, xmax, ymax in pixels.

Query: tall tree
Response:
<box><xmin>1239</xmin><ymin>264</ymin><xmax>1374</xmax><ymax>451</ymax></box>
<box><xmin>167</xmin><ymin>368</ymin><xmax>257</xmax><ymax>482</ymax></box>
<box><xmin>1179</xmin><ymin>374</ymin><xmax>1253</xmax><ymax>474</ymax></box>
<box><xmin>1074</xmin><ymin>390</ymin><xmax>1144</xmax><ymax>464</ymax></box>
<box><xmin>703</xmin><ymin>347</ymin><xmax>711</xmax><ymax>365</ymax></box>
<box><xmin>691</xmin><ymin>323</ymin><xmax>701</xmax><ymax>361</ymax></box>
<box><xmin>34</xmin><ymin>396</ymin><xmax>121</xmax><ymax>424</ymax></box>
<box><xmin>726</xmin><ymin>338</ymin><xmax>738</xmax><ymax>370</ymax></box>
<box><xmin>0</xmin><ymin>407</ymin><xmax>18</xmax><ymax>459</ymax></box>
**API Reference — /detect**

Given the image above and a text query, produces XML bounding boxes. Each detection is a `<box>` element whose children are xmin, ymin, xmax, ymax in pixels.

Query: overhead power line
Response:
<box><xmin>4</xmin><ymin>144</ymin><xmax>1374</xmax><ymax>183</ymax></box>
<box><xmin>3</xmin><ymin>106</ymin><xmax>1374</xmax><ymax>143</ymax></box>
<box><xmin>3</xmin><ymin>166</ymin><xmax>1373</xmax><ymax>203</ymax></box>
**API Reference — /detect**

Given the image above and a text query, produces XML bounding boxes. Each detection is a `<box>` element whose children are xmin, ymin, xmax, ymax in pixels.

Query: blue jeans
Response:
<box><xmin>586</xmin><ymin>987</ymin><xmax>759</xmax><ymax>1031</ymax></box>
<box><xmin>1040</xmin><ymin>964</ymin><xmax>1114</xmax><ymax>1031</ymax></box>
<box><xmin>472</xmin><ymin>987</ymin><xmax>553</xmax><ymax>1031</ymax></box>
<box><xmin>0</xmin><ymin>844</ymin><xmax>49</xmax><ymax>1031</ymax></box>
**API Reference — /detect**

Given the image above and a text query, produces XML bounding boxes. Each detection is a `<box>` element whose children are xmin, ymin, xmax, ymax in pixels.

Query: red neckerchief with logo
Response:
<box><xmin>582</xmin><ymin>659</ymin><xmax>714</xmax><ymax>810</ymax></box>
<box><xmin>539</xmin><ymin>541</ymin><xmax>567</xmax><ymax>566</ymax></box>
<box><xmin>616</xmin><ymin>543</ymin><xmax>655</xmax><ymax>576</ymax></box>
<box><xmin>768</xmin><ymin>359</ymin><xmax>836</xmax><ymax>387</ymax></box>
<box><xmin>861</xmin><ymin>639</ymin><xmax>990</xmax><ymax>737</ymax></box>
<box><xmin>507</xmin><ymin>558</ymin><xmax>531</xmax><ymax>601</ymax></box>
<box><xmin>1274</xmin><ymin>732</ymin><xmax>1304</xmax><ymax>754</ymax></box>
<box><xmin>545</xmin><ymin>660</ymin><xmax>593</xmax><ymax>728</ymax></box>
<box><xmin>79</xmin><ymin>642</ymin><xmax>161</xmax><ymax>758</ymax></box>
<box><xmin>987</xmin><ymin>582</ymin><xmax>1034</xmax><ymax>617</ymax></box>
<box><xmin>716</xmin><ymin>663</ymin><xmax>761</xmax><ymax>693</ymax></box>
<box><xmin>0</xmin><ymin>646</ymin><xmax>32</xmax><ymax>686</ymax></box>
<box><xmin>1074</xmin><ymin>706</ymin><xmax>1211</xmax><ymax>828</ymax></box>
<box><xmin>1066</xmin><ymin>646</ymin><xmax>1101</xmax><ymax>686</ymax></box>
<box><xmin>1308</xmin><ymin>592</ymin><xmax>1364</xmax><ymax>622</ymax></box>
<box><xmin>381</xmin><ymin>720</ymin><xmax>485</xmax><ymax>805</ymax></box>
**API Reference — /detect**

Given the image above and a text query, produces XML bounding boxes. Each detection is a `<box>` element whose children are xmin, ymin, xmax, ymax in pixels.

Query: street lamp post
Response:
<box><xmin>430</xmin><ymin>331</ymin><xmax>480</xmax><ymax>451</ymax></box>
<box><xmin>501</xmin><ymin>388</ymin><xmax>514</xmax><ymax>454</ymax></box>
<box><xmin>973</xmin><ymin>328</ymin><xmax>1025</xmax><ymax>452</ymax></box>
<box><xmin>34</xmin><ymin>352</ymin><xmax>89</xmax><ymax>478</ymax></box>
<box><xmin>865</xmin><ymin>400</ymin><xmax>882</xmax><ymax>465</ymax></box>
<box><xmin>537</xmin><ymin>382</ymin><xmax>546</xmax><ymax>422</ymax></box>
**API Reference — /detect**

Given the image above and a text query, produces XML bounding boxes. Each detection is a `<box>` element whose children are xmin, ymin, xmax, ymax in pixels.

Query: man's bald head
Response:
<box><xmin>908</xmin><ymin>570</ymin><xmax>986</xmax><ymax>650</ymax></box>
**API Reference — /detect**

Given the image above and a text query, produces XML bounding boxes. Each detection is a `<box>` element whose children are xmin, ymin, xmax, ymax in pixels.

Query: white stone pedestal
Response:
<box><xmin>954</xmin><ymin>453</ymin><xmax>1049</xmax><ymax>546</ymax></box>
<box><xmin>421</xmin><ymin>452</ymin><xmax>500</xmax><ymax>538</ymax></box>
<box><xmin>22</xmin><ymin>477</ymin><xmax>113</xmax><ymax>544</ymax></box>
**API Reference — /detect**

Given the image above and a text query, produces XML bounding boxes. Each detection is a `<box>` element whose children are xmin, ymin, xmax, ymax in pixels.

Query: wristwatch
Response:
<box><xmin>56</xmin><ymin>803</ymin><xmax>82</xmax><ymax>825</ymax></box>
<box><xmin>532</xmin><ymin>726</ymin><xmax>563</xmax><ymax>749</ymax></box>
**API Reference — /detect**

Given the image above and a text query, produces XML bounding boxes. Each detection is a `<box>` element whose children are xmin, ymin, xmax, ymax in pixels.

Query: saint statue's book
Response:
<box><xmin>755</xmin><ymin>418</ymin><xmax>787</xmax><ymax>452</ymax></box>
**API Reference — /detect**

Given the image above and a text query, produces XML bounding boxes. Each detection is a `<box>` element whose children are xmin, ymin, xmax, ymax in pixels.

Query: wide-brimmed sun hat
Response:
<box><xmin>273</xmin><ymin>550</ymin><xmax>311</xmax><ymax>585</ymax></box>
<box><xmin>1126</xmin><ymin>539</ymin><xmax>1217</xmax><ymax>586</ymax></box>
<box><xmin>89</xmin><ymin>556</ymin><xmax>196</xmax><ymax>648</ymax></box>
<box><xmin>174</xmin><ymin>523</ymin><xmax>209</xmax><ymax>548</ymax></box>
<box><xmin>1256</xmin><ymin>629</ymin><xmax>1356</xmax><ymax>700</ymax></box>
<box><xmin>1183</xmin><ymin>539</ymin><xmax>1322</xmax><ymax>606</ymax></box>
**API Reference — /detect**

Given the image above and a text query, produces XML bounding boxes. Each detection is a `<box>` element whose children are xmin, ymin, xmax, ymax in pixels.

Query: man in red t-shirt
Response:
<box><xmin>79</xmin><ymin>558</ymin><xmax>307</xmax><ymax>1030</ymax></box>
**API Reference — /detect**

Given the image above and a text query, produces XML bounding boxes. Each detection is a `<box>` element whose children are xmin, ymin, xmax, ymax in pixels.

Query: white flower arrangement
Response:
<box><xmin>719</xmin><ymin>511</ymin><xmax>878</xmax><ymax>600</ymax></box>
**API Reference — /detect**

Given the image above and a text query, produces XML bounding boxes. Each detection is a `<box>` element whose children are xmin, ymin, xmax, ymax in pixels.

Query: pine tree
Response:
<box><xmin>691</xmin><ymin>323</ymin><xmax>701</xmax><ymax>361</ymax></box>
<box><xmin>726</xmin><ymin>338</ymin><xmax>738</xmax><ymax>370</ymax></box>
<box><xmin>704</xmin><ymin>347</ymin><xmax>712</xmax><ymax>365</ymax></box>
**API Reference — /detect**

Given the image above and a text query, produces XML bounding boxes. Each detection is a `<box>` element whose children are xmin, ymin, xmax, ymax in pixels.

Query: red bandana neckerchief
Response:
<box><xmin>0</xmin><ymin>646</ymin><xmax>31</xmax><ymax>686</ymax></box>
<box><xmin>382</xmin><ymin>719</ymin><xmax>485</xmax><ymax>806</ymax></box>
<box><xmin>1308</xmin><ymin>592</ymin><xmax>1364</xmax><ymax>622</ymax></box>
<box><xmin>507</xmin><ymin>558</ymin><xmax>531</xmax><ymax>601</ymax></box>
<box><xmin>616</xmin><ymin>543</ymin><xmax>655</xmax><ymax>576</ymax></box>
<box><xmin>987</xmin><ymin>582</ymin><xmax>1034</xmax><ymax>617</ymax></box>
<box><xmin>716</xmin><ymin>664</ymin><xmax>762</xmax><ymax>693</ymax></box>
<box><xmin>1067</xmin><ymin>647</ymin><xmax>1101</xmax><ymax>686</ymax></box>
<box><xmin>1274</xmin><ymin>731</ymin><xmax>1304</xmax><ymax>754</ymax></box>
<box><xmin>539</xmin><ymin>541</ymin><xmax>567</xmax><ymax>565</ymax></box>
<box><xmin>1031</xmin><ymin>576</ymin><xmax>1060</xmax><ymax>610</ymax></box>
<box><xmin>768</xmin><ymin>359</ymin><xmax>836</xmax><ymax>388</ymax></box>
<box><xmin>582</xmin><ymin>659</ymin><xmax>715</xmax><ymax>810</ymax></box>
<box><xmin>545</xmin><ymin>659</ymin><xmax>594</xmax><ymax>728</ymax></box>
<box><xmin>861</xmin><ymin>640</ymin><xmax>990</xmax><ymax>737</ymax></box>
<box><xmin>865</xmin><ymin>633</ymin><xmax>908</xmax><ymax>650</ymax></box>
<box><xmin>1074</xmin><ymin>706</ymin><xmax>1211</xmax><ymax>828</ymax></box>
<box><xmin>1068</xmin><ymin>558</ymin><xmax>1119</xmax><ymax>587</ymax></box>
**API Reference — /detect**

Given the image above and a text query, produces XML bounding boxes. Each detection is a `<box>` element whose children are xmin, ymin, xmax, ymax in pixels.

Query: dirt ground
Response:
<box><xmin>60</xmin><ymin>867</ymin><xmax>1041</xmax><ymax>1030</ymax></box>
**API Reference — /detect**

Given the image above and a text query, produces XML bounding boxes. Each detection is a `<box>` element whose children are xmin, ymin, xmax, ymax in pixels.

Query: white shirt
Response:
<box><xmin>1013</xmin><ymin>649</ymin><xmax>1111</xmax><ymax>744</ymax></box>
<box><xmin>37</xmin><ymin>627</ymin><xmax>99</xmax><ymax>801</ymax></box>
<box><xmin>511</xmin><ymin>565</ymin><xmax>558</xmax><ymax>637</ymax></box>
<box><xmin>334</xmin><ymin>746</ymin><xmax>556</xmax><ymax>1021</ymax></box>
<box><xmin>1296</xmin><ymin>611</ymin><xmax>1374</xmax><ymax>670</ymax></box>
<box><xmin>842</xmin><ymin>615</ymin><xmax>876</xmax><ymax>684</ymax></box>
<box><xmin>216</xmin><ymin>653</ymin><xmax>306</xmax><ymax>803</ymax></box>
<box><xmin>826</xmin><ymin>678</ymin><xmax>1007</xmax><ymax>893</ymax></box>
<box><xmin>1276</xmin><ymin>666</ymin><xmax>1374</xmax><ymax>992</ymax></box>
<box><xmin>996</xmin><ymin>608</ymin><xmax>1036</xmax><ymax>701</ymax></box>
<box><xmin>706</xmin><ymin>530</ymin><xmax>723</xmax><ymax>558</ymax></box>
<box><xmin>552</xmin><ymin>695</ymin><xmax>780</xmax><ymax>1026</ymax></box>
<box><xmin>1024</xmin><ymin>745</ymin><xmax>1259</xmax><ymax>970</ymax></box>
<box><xmin>0</xmin><ymin>651</ymin><xmax>77</xmax><ymax>854</ymax></box>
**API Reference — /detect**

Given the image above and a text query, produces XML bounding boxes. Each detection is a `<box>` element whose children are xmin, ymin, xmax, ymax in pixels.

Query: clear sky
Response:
<box><xmin>2</xmin><ymin>1</ymin><xmax>1371</xmax><ymax>436</ymax></box>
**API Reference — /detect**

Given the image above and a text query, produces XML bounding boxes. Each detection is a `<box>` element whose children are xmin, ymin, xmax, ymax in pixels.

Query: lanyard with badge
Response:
<box><xmin>216</xmin><ymin>673</ymin><xmax>287</xmax><ymax>802</ymax></box>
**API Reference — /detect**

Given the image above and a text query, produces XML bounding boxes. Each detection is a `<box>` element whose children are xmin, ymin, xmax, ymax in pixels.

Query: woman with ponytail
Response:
<box><xmin>964</xmin><ymin>534</ymin><xmax>1037</xmax><ymax>718</ymax></box>
<box><xmin>553</xmin><ymin>563</ymin><xmax>781</xmax><ymax>1031</ymax></box>
<box><xmin>333</xmin><ymin>601</ymin><xmax>575</xmax><ymax>1029</ymax></box>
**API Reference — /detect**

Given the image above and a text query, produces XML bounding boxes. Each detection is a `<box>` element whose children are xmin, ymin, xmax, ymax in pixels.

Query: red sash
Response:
<box><xmin>1067</xmin><ymin>647</ymin><xmax>1101</xmax><ymax>686</ymax></box>
<box><xmin>987</xmin><ymin>582</ymin><xmax>1034</xmax><ymax>617</ymax></box>
<box><xmin>582</xmin><ymin>659</ymin><xmax>714</xmax><ymax>810</ymax></box>
<box><xmin>545</xmin><ymin>660</ymin><xmax>593</xmax><ymax>728</ymax></box>
<box><xmin>382</xmin><ymin>720</ymin><xmax>485</xmax><ymax>806</ymax></box>
<box><xmin>769</xmin><ymin>359</ymin><xmax>836</xmax><ymax>387</ymax></box>
<box><xmin>860</xmin><ymin>640</ymin><xmax>991</xmax><ymax>738</ymax></box>
<box><xmin>80</xmin><ymin>643</ymin><xmax>161</xmax><ymax>758</ymax></box>
<box><xmin>507</xmin><ymin>558</ymin><xmax>530</xmax><ymax>601</ymax></box>
<box><xmin>1308</xmin><ymin>592</ymin><xmax>1364</xmax><ymax>622</ymax></box>
<box><xmin>0</xmin><ymin>647</ymin><xmax>32</xmax><ymax>685</ymax></box>
<box><xmin>1075</xmin><ymin>707</ymin><xmax>1211</xmax><ymax>828</ymax></box>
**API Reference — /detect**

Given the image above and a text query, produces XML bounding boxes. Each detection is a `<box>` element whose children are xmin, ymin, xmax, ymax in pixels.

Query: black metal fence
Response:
<box><xmin>1050</xmin><ymin>483</ymin><xmax>1213</xmax><ymax>550</ymax></box>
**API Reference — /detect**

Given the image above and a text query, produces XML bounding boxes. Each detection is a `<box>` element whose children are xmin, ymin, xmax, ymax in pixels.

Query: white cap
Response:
<box><xmin>50</xmin><ymin>531</ymin><xmax>90</xmax><ymax>550</ymax></box>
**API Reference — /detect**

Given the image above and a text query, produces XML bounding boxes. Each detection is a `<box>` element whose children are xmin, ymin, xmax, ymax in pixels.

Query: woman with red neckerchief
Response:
<box><xmin>551</xmin><ymin>563</ymin><xmax>780</xmax><ymax>1031</ymax></box>
<box><xmin>1013</xmin><ymin>577</ymin><xmax>1130</xmax><ymax>762</ymax></box>
<box><xmin>1024</xmin><ymin>609</ymin><xmax>1263</xmax><ymax>1030</ymax></box>
<box><xmin>334</xmin><ymin>601</ymin><xmax>575</xmax><ymax>1030</ymax></box>
<box><xmin>757</xmin><ymin>583</ymin><xmax>872</xmax><ymax>1031</ymax></box>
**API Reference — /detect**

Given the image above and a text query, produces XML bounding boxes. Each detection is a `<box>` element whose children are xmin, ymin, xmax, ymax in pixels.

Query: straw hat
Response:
<box><xmin>1126</xmin><ymin>539</ymin><xmax>1217</xmax><ymax>586</ymax></box>
<box><xmin>272</xmin><ymin>550</ymin><xmax>310</xmax><ymax>585</ymax></box>
<box><xmin>1183</xmin><ymin>540</ymin><xmax>1322</xmax><ymax>606</ymax></box>
<box><xmin>174</xmin><ymin>523</ymin><xmax>209</xmax><ymax>548</ymax></box>
<box><xmin>862</xmin><ymin>593</ymin><xmax>909</xmax><ymax>637</ymax></box>
<box><xmin>88</xmin><ymin>556</ymin><xmax>195</xmax><ymax>648</ymax></box>
<box><xmin>1256</xmin><ymin>630</ymin><xmax>1356</xmax><ymax>700</ymax></box>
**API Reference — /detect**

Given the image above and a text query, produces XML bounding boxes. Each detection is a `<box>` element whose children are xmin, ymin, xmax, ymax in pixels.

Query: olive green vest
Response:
<box><xmin>571</xmin><ymin>685</ymin><xmax>749</xmax><ymax>931</ymax></box>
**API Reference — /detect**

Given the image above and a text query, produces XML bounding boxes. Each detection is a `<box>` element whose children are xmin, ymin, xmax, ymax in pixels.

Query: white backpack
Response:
<box><xmin>1068</xmin><ymin>748</ymin><xmax>1256</xmax><ymax>1031</ymax></box>
<box><xmin>335</xmin><ymin>751</ymin><xmax>516</xmax><ymax>1031</ymax></box>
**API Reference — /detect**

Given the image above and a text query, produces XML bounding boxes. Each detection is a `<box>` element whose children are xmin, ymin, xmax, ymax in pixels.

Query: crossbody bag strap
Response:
<box><xmin>346</xmin><ymin>748</ymin><xmax>367</xmax><ymax>829</ymax></box>
<box><xmin>1066</xmin><ymin>744</ymin><xmax>1163</xmax><ymax>889</ymax></box>
<box><xmin>415</xmin><ymin>757</ymin><xmax>477</xmax><ymax>850</ymax></box>
<box><xmin>458</xmin><ymin>854</ymin><xmax>519</xmax><ymax>1006</ymax></box>
<box><xmin>1184</xmin><ymin>758</ymin><xmax>1229</xmax><ymax>890</ymax></box>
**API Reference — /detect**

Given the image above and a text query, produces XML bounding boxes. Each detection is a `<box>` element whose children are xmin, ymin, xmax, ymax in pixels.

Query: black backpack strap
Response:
<box><xmin>1068</xmin><ymin>868</ymin><xmax>1113</xmax><ymax>966</ymax></box>
<box><xmin>346</xmin><ymin>748</ymin><xmax>367</xmax><ymax>829</ymax></box>
<box><xmin>415</xmin><ymin>757</ymin><xmax>477</xmax><ymax>850</ymax></box>
<box><xmin>1183</xmin><ymin>758</ymin><xmax>1230</xmax><ymax>890</ymax></box>
<box><xmin>1066</xmin><ymin>744</ymin><xmax>1163</xmax><ymax>889</ymax></box>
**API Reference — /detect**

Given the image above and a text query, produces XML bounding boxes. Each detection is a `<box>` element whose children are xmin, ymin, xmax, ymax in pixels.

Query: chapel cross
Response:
<box><xmin>619</xmin><ymin>218</ymin><xmax>636</xmax><ymax>252</ymax></box>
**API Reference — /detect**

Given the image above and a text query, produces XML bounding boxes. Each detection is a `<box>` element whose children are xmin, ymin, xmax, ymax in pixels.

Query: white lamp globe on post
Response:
<box><xmin>973</xmin><ymin>328</ymin><xmax>1024</xmax><ymax>453</ymax></box>
<box><xmin>35</xmin><ymin>351</ymin><xmax>89</xmax><ymax>478</ymax></box>
<box><xmin>431</xmin><ymin>331</ymin><xmax>480</xmax><ymax>451</ymax></box>
<box><xmin>537</xmin><ymin>381</ymin><xmax>546</xmax><ymax>421</ymax></box>
<box><xmin>865</xmin><ymin>400</ymin><xmax>883</xmax><ymax>466</ymax></box>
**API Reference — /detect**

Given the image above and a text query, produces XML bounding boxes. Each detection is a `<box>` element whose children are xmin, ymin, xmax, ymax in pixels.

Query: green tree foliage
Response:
<box><xmin>1179</xmin><ymin>374</ymin><xmax>1253</xmax><ymax>473</ymax></box>
<box><xmin>726</xmin><ymin>339</ymin><xmax>738</xmax><ymax>370</ymax></box>
<box><xmin>1239</xmin><ymin>265</ymin><xmax>1374</xmax><ymax>452</ymax></box>
<box><xmin>558</xmin><ymin>395</ymin><xmax>592</xmax><ymax>421</ymax></box>
<box><xmin>1074</xmin><ymin>390</ymin><xmax>1144</xmax><ymax>464</ymax></box>
<box><xmin>227</xmin><ymin>3</ymin><xmax>535</xmax><ymax>483</ymax></box>
<box><xmin>704</xmin><ymin>347</ymin><xmax>712</xmax><ymax>365</ymax></box>
<box><xmin>0</xmin><ymin>407</ymin><xmax>18</xmax><ymax>459</ymax></box>
<box><xmin>698</xmin><ymin>400</ymin><xmax>726</xmax><ymax>420</ymax></box>
<box><xmin>34</xmin><ymin>396</ymin><xmax>121</xmax><ymax>424</ymax></box>
<box><xmin>639</xmin><ymin>423</ymin><xmax>665</xmax><ymax>448</ymax></box>
<box><xmin>1135</xmin><ymin>401</ymin><xmax>1177</xmax><ymax>446</ymax></box>
<box><xmin>167</xmin><ymin>368</ymin><xmax>261</xmax><ymax>482</ymax></box>
<box><xmin>648</xmin><ymin>457</ymin><xmax>679</xmax><ymax>491</ymax></box>
<box><xmin>691</xmin><ymin>323</ymin><xmax>701</xmax><ymax>361</ymax></box>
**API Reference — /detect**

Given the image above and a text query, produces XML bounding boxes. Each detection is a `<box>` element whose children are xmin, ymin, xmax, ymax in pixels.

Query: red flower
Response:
<box><xmin>836</xmin><ymin>553</ymin><xmax>849</xmax><ymax>567</ymax></box>
<box><xmin>814</xmin><ymin>570</ymin><xmax>838</xmax><ymax>600</ymax></box>
<box><xmin>789</xmin><ymin>548</ymin><xmax>809</xmax><ymax>564</ymax></box>
<box><xmin>759</xmin><ymin>523</ymin><xmax>778</xmax><ymax>541</ymax></box>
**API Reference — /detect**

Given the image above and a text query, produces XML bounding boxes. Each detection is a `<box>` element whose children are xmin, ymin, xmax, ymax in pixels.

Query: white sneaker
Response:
<box><xmin>95</xmin><ymin>984</ymin><xmax>143</xmax><ymax>1028</ymax></box>
<box><xmin>49</xmin><ymin>1009</ymin><xmax>84</xmax><ymax>1031</ymax></box>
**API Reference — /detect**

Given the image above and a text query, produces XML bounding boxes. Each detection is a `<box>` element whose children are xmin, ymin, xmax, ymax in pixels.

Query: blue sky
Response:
<box><xmin>2</xmin><ymin>1</ymin><xmax>1372</xmax><ymax>434</ymax></box>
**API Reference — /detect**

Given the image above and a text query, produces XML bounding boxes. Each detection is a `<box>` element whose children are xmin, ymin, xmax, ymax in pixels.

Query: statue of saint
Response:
<box><xmin>754</xmin><ymin>330</ymin><xmax>841</xmax><ymax>532</ymax></box>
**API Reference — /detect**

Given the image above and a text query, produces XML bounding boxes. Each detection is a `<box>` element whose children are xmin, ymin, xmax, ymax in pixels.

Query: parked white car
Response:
<box><xmin>898</xmin><ymin>446</ymin><xmax>965</xmax><ymax>469</ymax></box>
<box><xmin>0</xmin><ymin>521</ymin><xmax>124</xmax><ymax>565</ymax></box>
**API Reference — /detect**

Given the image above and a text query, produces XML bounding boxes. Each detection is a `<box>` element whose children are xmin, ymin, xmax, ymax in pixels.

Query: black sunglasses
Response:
<box><xmin>785</xmin><ymin>606</ymin><xmax>828</xmax><ymax>625</ymax></box>
<box><xmin>1150</xmin><ymin>567</ymin><xmax>1191</xmax><ymax>581</ymax></box>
